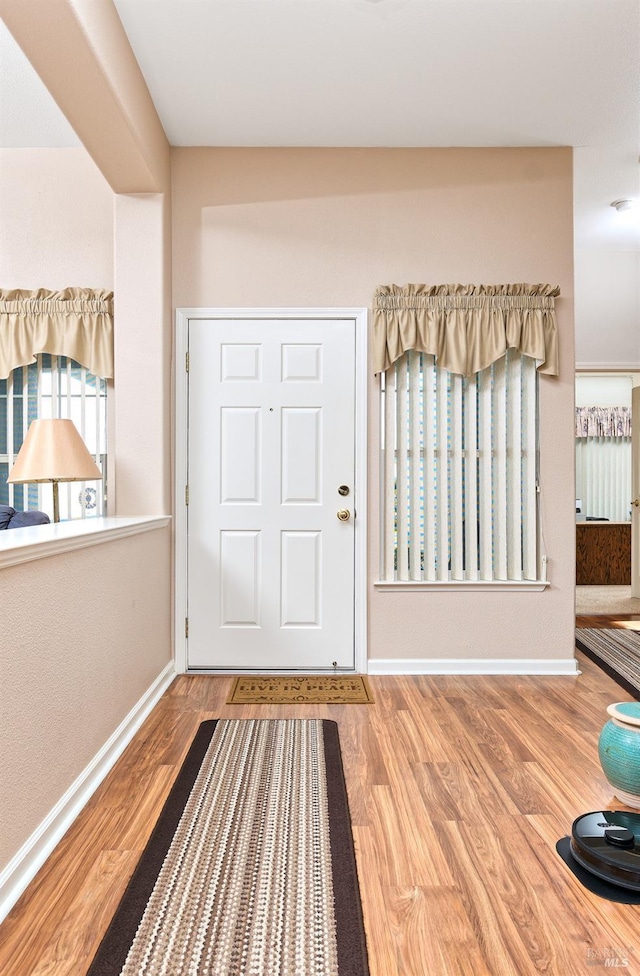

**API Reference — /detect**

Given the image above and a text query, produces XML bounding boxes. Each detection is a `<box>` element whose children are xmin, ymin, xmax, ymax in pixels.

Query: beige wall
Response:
<box><xmin>0</xmin><ymin>146</ymin><xmax>174</xmax><ymax>876</ymax></box>
<box><xmin>0</xmin><ymin>528</ymin><xmax>172</xmax><ymax>872</ymax></box>
<box><xmin>0</xmin><ymin>144</ymin><xmax>173</xmax><ymax>518</ymax></box>
<box><xmin>575</xmin><ymin>247</ymin><xmax>640</xmax><ymax>366</ymax></box>
<box><xmin>113</xmin><ymin>192</ymin><xmax>173</xmax><ymax>515</ymax></box>
<box><xmin>172</xmin><ymin>147</ymin><xmax>576</xmax><ymax>663</ymax></box>
<box><xmin>0</xmin><ymin>148</ymin><xmax>113</xmax><ymax>289</ymax></box>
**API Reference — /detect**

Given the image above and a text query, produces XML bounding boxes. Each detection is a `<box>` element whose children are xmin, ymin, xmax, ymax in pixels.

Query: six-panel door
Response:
<box><xmin>187</xmin><ymin>318</ymin><xmax>356</xmax><ymax>669</ymax></box>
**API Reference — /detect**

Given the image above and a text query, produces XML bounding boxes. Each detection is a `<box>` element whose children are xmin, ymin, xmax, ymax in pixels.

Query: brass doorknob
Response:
<box><xmin>337</xmin><ymin>509</ymin><xmax>351</xmax><ymax>521</ymax></box>
<box><xmin>633</xmin><ymin>499</ymin><xmax>640</xmax><ymax>508</ymax></box>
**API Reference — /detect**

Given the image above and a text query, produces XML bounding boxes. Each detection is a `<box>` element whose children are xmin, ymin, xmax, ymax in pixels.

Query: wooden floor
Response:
<box><xmin>3</xmin><ymin>631</ymin><xmax>640</xmax><ymax>974</ymax></box>
<box><xmin>577</xmin><ymin>613</ymin><xmax>640</xmax><ymax>630</ymax></box>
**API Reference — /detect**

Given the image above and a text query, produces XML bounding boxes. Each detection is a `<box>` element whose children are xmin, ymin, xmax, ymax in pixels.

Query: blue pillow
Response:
<box><xmin>0</xmin><ymin>505</ymin><xmax>51</xmax><ymax>529</ymax></box>
<box><xmin>10</xmin><ymin>509</ymin><xmax>50</xmax><ymax>528</ymax></box>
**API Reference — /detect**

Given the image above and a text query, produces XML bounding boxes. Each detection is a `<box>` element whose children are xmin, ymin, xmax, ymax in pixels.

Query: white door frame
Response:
<box><xmin>174</xmin><ymin>307</ymin><xmax>368</xmax><ymax>674</ymax></box>
<box><xmin>632</xmin><ymin>385</ymin><xmax>640</xmax><ymax>597</ymax></box>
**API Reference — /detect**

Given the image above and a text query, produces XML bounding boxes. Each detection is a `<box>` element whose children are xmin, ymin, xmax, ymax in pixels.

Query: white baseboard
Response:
<box><xmin>368</xmin><ymin>657</ymin><xmax>580</xmax><ymax>675</ymax></box>
<box><xmin>0</xmin><ymin>661</ymin><xmax>176</xmax><ymax>924</ymax></box>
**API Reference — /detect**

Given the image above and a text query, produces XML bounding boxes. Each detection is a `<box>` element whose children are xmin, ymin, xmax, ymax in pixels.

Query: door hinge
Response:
<box><xmin>185</xmin><ymin>617</ymin><xmax>189</xmax><ymax>638</ymax></box>
<box><xmin>185</xmin><ymin>484</ymin><xmax>189</xmax><ymax>505</ymax></box>
<box><xmin>186</xmin><ymin>351</ymin><xmax>190</xmax><ymax>372</ymax></box>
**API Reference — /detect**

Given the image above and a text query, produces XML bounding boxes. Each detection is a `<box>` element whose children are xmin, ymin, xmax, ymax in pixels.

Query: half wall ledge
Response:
<box><xmin>0</xmin><ymin>516</ymin><xmax>171</xmax><ymax>570</ymax></box>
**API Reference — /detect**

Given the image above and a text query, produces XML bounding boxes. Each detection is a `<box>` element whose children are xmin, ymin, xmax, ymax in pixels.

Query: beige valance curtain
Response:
<box><xmin>0</xmin><ymin>287</ymin><xmax>114</xmax><ymax>380</ymax></box>
<box><xmin>372</xmin><ymin>283</ymin><xmax>559</xmax><ymax>376</ymax></box>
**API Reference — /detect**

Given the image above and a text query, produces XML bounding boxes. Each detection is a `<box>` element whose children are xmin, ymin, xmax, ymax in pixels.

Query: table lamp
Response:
<box><xmin>7</xmin><ymin>418</ymin><xmax>103</xmax><ymax>522</ymax></box>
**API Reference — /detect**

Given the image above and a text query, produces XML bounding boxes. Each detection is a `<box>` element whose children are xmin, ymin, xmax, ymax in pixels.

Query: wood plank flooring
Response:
<box><xmin>577</xmin><ymin>613</ymin><xmax>640</xmax><ymax>630</ymax></box>
<box><xmin>2</xmin><ymin>647</ymin><xmax>640</xmax><ymax>974</ymax></box>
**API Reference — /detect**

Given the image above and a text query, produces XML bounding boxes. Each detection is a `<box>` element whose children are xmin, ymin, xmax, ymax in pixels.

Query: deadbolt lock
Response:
<box><xmin>337</xmin><ymin>509</ymin><xmax>351</xmax><ymax>521</ymax></box>
<box><xmin>338</xmin><ymin>485</ymin><xmax>350</xmax><ymax>496</ymax></box>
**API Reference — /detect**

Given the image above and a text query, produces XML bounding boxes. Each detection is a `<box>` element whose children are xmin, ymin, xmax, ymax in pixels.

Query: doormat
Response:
<box><xmin>88</xmin><ymin>720</ymin><xmax>370</xmax><ymax>975</ymax></box>
<box><xmin>227</xmin><ymin>675</ymin><xmax>374</xmax><ymax>704</ymax></box>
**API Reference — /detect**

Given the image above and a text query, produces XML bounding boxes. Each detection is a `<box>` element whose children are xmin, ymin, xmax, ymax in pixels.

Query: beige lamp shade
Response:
<box><xmin>7</xmin><ymin>419</ymin><xmax>102</xmax><ymax>522</ymax></box>
<box><xmin>8</xmin><ymin>419</ymin><xmax>102</xmax><ymax>484</ymax></box>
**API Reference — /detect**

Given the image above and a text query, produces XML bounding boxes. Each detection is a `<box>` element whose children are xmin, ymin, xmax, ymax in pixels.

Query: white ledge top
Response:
<box><xmin>0</xmin><ymin>516</ymin><xmax>171</xmax><ymax>570</ymax></box>
<box><xmin>374</xmin><ymin>579</ymin><xmax>549</xmax><ymax>592</ymax></box>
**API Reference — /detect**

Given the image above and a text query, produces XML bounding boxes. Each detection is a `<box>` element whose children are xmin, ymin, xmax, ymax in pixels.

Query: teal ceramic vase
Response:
<box><xmin>598</xmin><ymin>702</ymin><xmax>640</xmax><ymax>808</ymax></box>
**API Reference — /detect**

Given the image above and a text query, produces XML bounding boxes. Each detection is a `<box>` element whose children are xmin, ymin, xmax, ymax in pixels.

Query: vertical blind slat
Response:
<box><xmin>397</xmin><ymin>357</ymin><xmax>410</xmax><ymax>580</ymax></box>
<box><xmin>506</xmin><ymin>351</ymin><xmax>522</xmax><ymax>581</ymax></box>
<box><xmin>21</xmin><ymin>366</ymin><xmax>28</xmax><ymax>501</ymax></box>
<box><xmin>450</xmin><ymin>372</ymin><xmax>464</xmax><ymax>580</ymax></box>
<box><xmin>384</xmin><ymin>366</ymin><xmax>397</xmax><ymax>580</ymax></box>
<box><xmin>492</xmin><ymin>356</ymin><xmax>508</xmax><ymax>580</ymax></box>
<box><xmin>424</xmin><ymin>357</ymin><xmax>437</xmax><ymax>581</ymax></box>
<box><xmin>464</xmin><ymin>375</ymin><xmax>479</xmax><ymax>580</ymax></box>
<box><xmin>523</xmin><ymin>357</ymin><xmax>537</xmax><ymax>578</ymax></box>
<box><xmin>409</xmin><ymin>352</ymin><xmax>422</xmax><ymax>580</ymax></box>
<box><xmin>478</xmin><ymin>366</ymin><xmax>493</xmax><ymax>580</ymax></box>
<box><xmin>64</xmin><ymin>358</ymin><xmax>72</xmax><ymax>518</ymax></box>
<box><xmin>436</xmin><ymin>367</ymin><xmax>450</xmax><ymax>581</ymax></box>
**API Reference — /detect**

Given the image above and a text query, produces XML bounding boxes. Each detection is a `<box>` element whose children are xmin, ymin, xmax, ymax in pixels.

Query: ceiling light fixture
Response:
<box><xmin>610</xmin><ymin>199</ymin><xmax>636</xmax><ymax>212</ymax></box>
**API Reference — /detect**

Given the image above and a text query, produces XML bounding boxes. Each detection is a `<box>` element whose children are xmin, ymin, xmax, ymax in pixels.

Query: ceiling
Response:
<box><xmin>1</xmin><ymin>0</ymin><xmax>639</xmax><ymax>249</ymax></box>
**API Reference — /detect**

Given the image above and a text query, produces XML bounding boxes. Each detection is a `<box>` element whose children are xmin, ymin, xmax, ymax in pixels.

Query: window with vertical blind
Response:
<box><xmin>0</xmin><ymin>355</ymin><xmax>107</xmax><ymax>519</ymax></box>
<box><xmin>575</xmin><ymin>401</ymin><xmax>633</xmax><ymax>522</ymax></box>
<box><xmin>381</xmin><ymin>348</ymin><xmax>539</xmax><ymax>583</ymax></box>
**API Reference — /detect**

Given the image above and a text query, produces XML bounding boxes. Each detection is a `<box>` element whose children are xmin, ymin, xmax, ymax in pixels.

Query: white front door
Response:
<box><xmin>186</xmin><ymin>316</ymin><xmax>358</xmax><ymax>670</ymax></box>
<box><xmin>632</xmin><ymin>385</ymin><xmax>640</xmax><ymax>597</ymax></box>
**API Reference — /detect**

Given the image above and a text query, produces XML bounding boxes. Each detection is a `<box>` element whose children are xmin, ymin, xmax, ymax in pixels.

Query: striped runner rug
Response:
<box><xmin>88</xmin><ymin>719</ymin><xmax>369</xmax><ymax>976</ymax></box>
<box><xmin>576</xmin><ymin>628</ymin><xmax>640</xmax><ymax>700</ymax></box>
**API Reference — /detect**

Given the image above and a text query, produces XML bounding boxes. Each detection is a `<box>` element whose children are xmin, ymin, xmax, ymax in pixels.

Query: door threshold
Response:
<box><xmin>184</xmin><ymin>667</ymin><xmax>363</xmax><ymax>675</ymax></box>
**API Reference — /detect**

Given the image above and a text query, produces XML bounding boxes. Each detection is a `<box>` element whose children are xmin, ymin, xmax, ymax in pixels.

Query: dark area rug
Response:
<box><xmin>88</xmin><ymin>719</ymin><xmax>369</xmax><ymax>976</ymax></box>
<box><xmin>575</xmin><ymin>628</ymin><xmax>640</xmax><ymax>700</ymax></box>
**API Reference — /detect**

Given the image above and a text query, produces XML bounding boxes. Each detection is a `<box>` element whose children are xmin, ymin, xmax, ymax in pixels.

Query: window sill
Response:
<box><xmin>374</xmin><ymin>579</ymin><xmax>549</xmax><ymax>592</ymax></box>
<box><xmin>0</xmin><ymin>516</ymin><xmax>171</xmax><ymax>570</ymax></box>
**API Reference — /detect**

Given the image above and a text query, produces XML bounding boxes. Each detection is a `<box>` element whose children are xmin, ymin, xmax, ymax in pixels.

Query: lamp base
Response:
<box><xmin>52</xmin><ymin>481</ymin><xmax>60</xmax><ymax>523</ymax></box>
